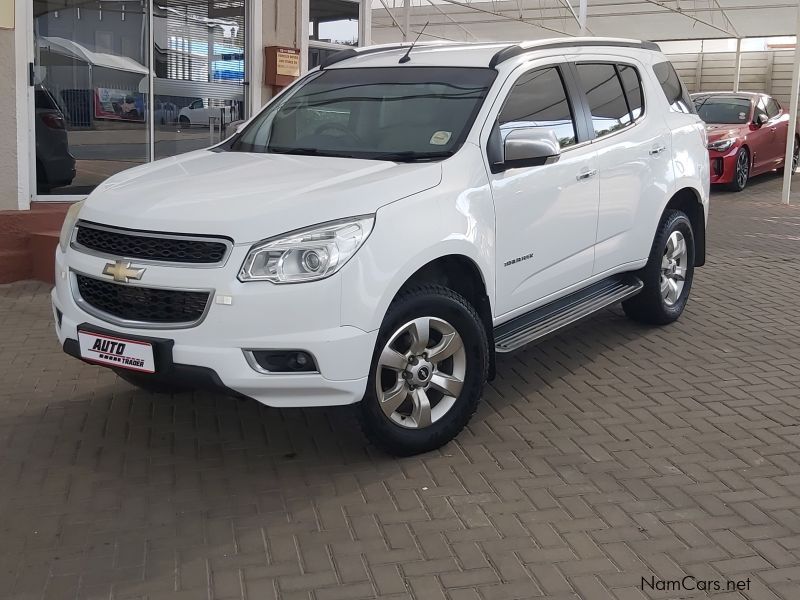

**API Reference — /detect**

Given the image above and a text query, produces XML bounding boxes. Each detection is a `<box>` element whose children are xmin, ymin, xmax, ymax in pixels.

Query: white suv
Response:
<box><xmin>53</xmin><ymin>38</ymin><xmax>709</xmax><ymax>455</ymax></box>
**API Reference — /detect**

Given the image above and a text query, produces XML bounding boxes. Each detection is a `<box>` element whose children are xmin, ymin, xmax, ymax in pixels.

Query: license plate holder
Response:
<box><xmin>75</xmin><ymin>323</ymin><xmax>175</xmax><ymax>374</ymax></box>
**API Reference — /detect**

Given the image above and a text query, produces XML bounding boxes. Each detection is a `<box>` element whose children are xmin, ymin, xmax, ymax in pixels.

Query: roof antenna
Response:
<box><xmin>399</xmin><ymin>21</ymin><xmax>429</xmax><ymax>64</ymax></box>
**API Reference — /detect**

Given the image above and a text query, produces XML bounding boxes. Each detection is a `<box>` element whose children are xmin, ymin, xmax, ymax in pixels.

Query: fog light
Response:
<box><xmin>246</xmin><ymin>350</ymin><xmax>318</xmax><ymax>373</ymax></box>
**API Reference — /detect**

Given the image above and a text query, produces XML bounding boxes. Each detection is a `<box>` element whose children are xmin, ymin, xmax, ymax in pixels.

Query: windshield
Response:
<box><xmin>229</xmin><ymin>66</ymin><xmax>496</xmax><ymax>161</ymax></box>
<box><xmin>693</xmin><ymin>96</ymin><xmax>752</xmax><ymax>124</ymax></box>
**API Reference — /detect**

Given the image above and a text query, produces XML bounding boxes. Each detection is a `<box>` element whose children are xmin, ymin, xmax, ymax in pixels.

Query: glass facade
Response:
<box><xmin>308</xmin><ymin>0</ymin><xmax>359</xmax><ymax>69</ymax></box>
<box><xmin>32</xmin><ymin>0</ymin><xmax>246</xmax><ymax>195</ymax></box>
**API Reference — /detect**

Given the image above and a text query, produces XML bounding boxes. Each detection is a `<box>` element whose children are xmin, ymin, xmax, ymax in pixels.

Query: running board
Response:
<box><xmin>494</xmin><ymin>275</ymin><xmax>643</xmax><ymax>353</ymax></box>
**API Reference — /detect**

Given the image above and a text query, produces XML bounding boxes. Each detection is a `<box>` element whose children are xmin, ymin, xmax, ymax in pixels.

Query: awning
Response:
<box><xmin>37</xmin><ymin>36</ymin><xmax>149</xmax><ymax>75</ymax></box>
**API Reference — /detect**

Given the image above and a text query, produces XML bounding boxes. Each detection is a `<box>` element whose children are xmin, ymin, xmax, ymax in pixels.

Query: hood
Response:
<box><xmin>79</xmin><ymin>150</ymin><xmax>443</xmax><ymax>243</ymax></box>
<box><xmin>705</xmin><ymin>122</ymin><xmax>750</xmax><ymax>143</ymax></box>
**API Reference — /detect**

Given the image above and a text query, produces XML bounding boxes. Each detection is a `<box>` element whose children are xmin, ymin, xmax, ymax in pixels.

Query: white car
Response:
<box><xmin>53</xmin><ymin>38</ymin><xmax>709</xmax><ymax>455</ymax></box>
<box><xmin>178</xmin><ymin>99</ymin><xmax>231</xmax><ymax>127</ymax></box>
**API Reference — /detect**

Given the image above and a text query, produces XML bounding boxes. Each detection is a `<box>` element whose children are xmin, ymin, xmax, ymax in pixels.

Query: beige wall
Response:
<box><xmin>254</xmin><ymin>0</ymin><xmax>306</xmax><ymax>108</ymax></box>
<box><xmin>0</xmin><ymin>27</ymin><xmax>18</xmax><ymax>211</ymax></box>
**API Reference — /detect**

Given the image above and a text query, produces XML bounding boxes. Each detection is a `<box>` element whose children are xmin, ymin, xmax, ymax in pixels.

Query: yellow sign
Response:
<box><xmin>0</xmin><ymin>0</ymin><xmax>14</xmax><ymax>29</ymax></box>
<box><xmin>276</xmin><ymin>49</ymin><xmax>300</xmax><ymax>77</ymax></box>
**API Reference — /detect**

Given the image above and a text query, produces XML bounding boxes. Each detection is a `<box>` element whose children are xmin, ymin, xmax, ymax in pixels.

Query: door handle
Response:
<box><xmin>576</xmin><ymin>169</ymin><xmax>598</xmax><ymax>181</ymax></box>
<box><xmin>649</xmin><ymin>144</ymin><xmax>667</xmax><ymax>156</ymax></box>
<box><xmin>771</xmin><ymin>127</ymin><xmax>778</xmax><ymax>132</ymax></box>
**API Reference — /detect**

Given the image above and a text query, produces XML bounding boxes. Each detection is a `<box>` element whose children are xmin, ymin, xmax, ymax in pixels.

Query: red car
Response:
<box><xmin>692</xmin><ymin>92</ymin><xmax>800</xmax><ymax>192</ymax></box>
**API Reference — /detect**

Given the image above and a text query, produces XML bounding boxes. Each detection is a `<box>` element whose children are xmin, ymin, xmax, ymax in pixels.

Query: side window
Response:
<box><xmin>575</xmin><ymin>63</ymin><xmax>631</xmax><ymax>138</ymax></box>
<box><xmin>755</xmin><ymin>97</ymin><xmax>768</xmax><ymax>121</ymax></box>
<box><xmin>653</xmin><ymin>61</ymin><xmax>695</xmax><ymax>114</ymax></box>
<box><xmin>498</xmin><ymin>66</ymin><xmax>577</xmax><ymax>149</ymax></box>
<box><xmin>766</xmin><ymin>98</ymin><xmax>780</xmax><ymax>119</ymax></box>
<box><xmin>617</xmin><ymin>65</ymin><xmax>644</xmax><ymax>121</ymax></box>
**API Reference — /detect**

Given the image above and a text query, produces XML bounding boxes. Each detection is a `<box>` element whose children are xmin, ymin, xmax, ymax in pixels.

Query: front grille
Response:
<box><xmin>74</xmin><ymin>222</ymin><xmax>230</xmax><ymax>265</ymax></box>
<box><xmin>76</xmin><ymin>274</ymin><xmax>210</xmax><ymax>325</ymax></box>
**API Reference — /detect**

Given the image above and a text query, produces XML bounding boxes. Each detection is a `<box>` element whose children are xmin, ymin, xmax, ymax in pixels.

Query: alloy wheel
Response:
<box><xmin>736</xmin><ymin>150</ymin><xmax>749</xmax><ymax>189</ymax></box>
<box><xmin>660</xmin><ymin>231</ymin><xmax>687</xmax><ymax>306</ymax></box>
<box><xmin>375</xmin><ymin>316</ymin><xmax>466</xmax><ymax>429</ymax></box>
<box><xmin>793</xmin><ymin>140</ymin><xmax>799</xmax><ymax>172</ymax></box>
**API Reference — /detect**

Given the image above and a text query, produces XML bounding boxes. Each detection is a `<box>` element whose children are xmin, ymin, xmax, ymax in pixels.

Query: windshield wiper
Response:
<box><xmin>268</xmin><ymin>146</ymin><xmax>321</xmax><ymax>156</ymax></box>
<box><xmin>366</xmin><ymin>150</ymin><xmax>453</xmax><ymax>162</ymax></box>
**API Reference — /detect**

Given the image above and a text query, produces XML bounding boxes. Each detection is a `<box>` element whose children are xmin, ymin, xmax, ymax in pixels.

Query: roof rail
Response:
<box><xmin>489</xmin><ymin>39</ymin><xmax>661</xmax><ymax>69</ymax></box>
<box><xmin>319</xmin><ymin>42</ymin><xmax>449</xmax><ymax>69</ymax></box>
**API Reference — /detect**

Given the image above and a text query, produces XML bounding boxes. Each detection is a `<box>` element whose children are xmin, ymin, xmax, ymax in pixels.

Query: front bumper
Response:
<box><xmin>708</xmin><ymin>146</ymin><xmax>739</xmax><ymax>185</ymax></box>
<box><xmin>52</xmin><ymin>245</ymin><xmax>376</xmax><ymax>407</ymax></box>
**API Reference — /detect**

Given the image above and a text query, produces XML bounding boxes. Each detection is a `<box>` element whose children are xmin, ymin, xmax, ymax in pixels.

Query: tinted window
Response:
<box><xmin>693</xmin><ymin>96</ymin><xmax>752</xmax><ymax>124</ymax></box>
<box><xmin>766</xmin><ymin>97</ymin><xmax>780</xmax><ymax>119</ymax></box>
<box><xmin>575</xmin><ymin>63</ymin><xmax>630</xmax><ymax>138</ymax></box>
<box><xmin>499</xmin><ymin>67</ymin><xmax>576</xmax><ymax>148</ymax></box>
<box><xmin>618</xmin><ymin>65</ymin><xmax>644</xmax><ymax>120</ymax></box>
<box><xmin>232</xmin><ymin>67</ymin><xmax>496</xmax><ymax>160</ymax></box>
<box><xmin>653</xmin><ymin>61</ymin><xmax>695</xmax><ymax>114</ymax></box>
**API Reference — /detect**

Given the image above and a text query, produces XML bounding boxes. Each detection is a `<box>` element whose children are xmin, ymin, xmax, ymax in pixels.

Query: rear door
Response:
<box><xmin>569</xmin><ymin>59</ymin><xmax>673</xmax><ymax>274</ymax></box>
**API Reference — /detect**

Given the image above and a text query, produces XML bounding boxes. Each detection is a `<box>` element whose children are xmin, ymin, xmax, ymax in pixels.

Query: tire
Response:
<box><xmin>725</xmin><ymin>146</ymin><xmax>749</xmax><ymax>192</ymax></box>
<box><xmin>115</xmin><ymin>369</ymin><xmax>193</xmax><ymax>394</ymax></box>
<box><xmin>622</xmin><ymin>209</ymin><xmax>695</xmax><ymax>326</ymax></box>
<box><xmin>359</xmin><ymin>285</ymin><xmax>489</xmax><ymax>456</ymax></box>
<box><xmin>179</xmin><ymin>115</ymin><xmax>190</xmax><ymax>128</ymax></box>
<box><xmin>778</xmin><ymin>136</ymin><xmax>799</xmax><ymax>175</ymax></box>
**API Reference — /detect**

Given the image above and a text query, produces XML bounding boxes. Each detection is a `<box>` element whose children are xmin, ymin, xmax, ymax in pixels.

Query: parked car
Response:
<box><xmin>692</xmin><ymin>91</ymin><xmax>800</xmax><ymax>191</ymax></box>
<box><xmin>54</xmin><ymin>38</ymin><xmax>708</xmax><ymax>455</ymax></box>
<box><xmin>178</xmin><ymin>99</ymin><xmax>232</xmax><ymax>128</ymax></box>
<box><xmin>35</xmin><ymin>86</ymin><xmax>75</xmax><ymax>194</ymax></box>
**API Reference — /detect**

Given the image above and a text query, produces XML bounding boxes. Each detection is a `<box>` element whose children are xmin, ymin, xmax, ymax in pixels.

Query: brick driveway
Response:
<box><xmin>2</xmin><ymin>175</ymin><xmax>800</xmax><ymax>600</ymax></box>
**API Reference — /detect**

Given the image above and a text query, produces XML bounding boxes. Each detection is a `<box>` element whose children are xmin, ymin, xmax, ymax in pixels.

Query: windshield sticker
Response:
<box><xmin>739</xmin><ymin>112</ymin><xmax>747</xmax><ymax>121</ymax></box>
<box><xmin>430</xmin><ymin>131</ymin><xmax>452</xmax><ymax>145</ymax></box>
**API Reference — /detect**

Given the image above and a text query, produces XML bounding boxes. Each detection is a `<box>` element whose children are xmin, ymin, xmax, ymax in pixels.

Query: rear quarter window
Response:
<box><xmin>653</xmin><ymin>61</ymin><xmax>695</xmax><ymax>114</ymax></box>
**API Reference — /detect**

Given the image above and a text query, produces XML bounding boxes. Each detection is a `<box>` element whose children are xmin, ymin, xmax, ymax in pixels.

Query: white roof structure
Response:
<box><xmin>37</xmin><ymin>37</ymin><xmax>149</xmax><ymax>75</ymax></box>
<box><xmin>371</xmin><ymin>0</ymin><xmax>799</xmax><ymax>44</ymax></box>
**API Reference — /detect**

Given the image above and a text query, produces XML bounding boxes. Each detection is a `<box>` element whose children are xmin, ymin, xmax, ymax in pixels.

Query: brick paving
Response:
<box><xmin>2</xmin><ymin>173</ymin><xmax>800</xmax><ymax>600</ymax></box>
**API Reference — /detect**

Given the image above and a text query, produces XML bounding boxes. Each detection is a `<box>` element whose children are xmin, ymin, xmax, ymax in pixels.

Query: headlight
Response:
<box><xmin>238</xmin><ymin>215</ymin><xmax>374</xmax><ymax>283</ymax></box>
<box><xmin>707</xmin><ymin>138</ymin><xmax>734</xmax><ymax>152</ymax></box>
<box><xmin>58</xmin><ymin>200</ymin><xmax>84</xmax><ymax>253</ymax></box>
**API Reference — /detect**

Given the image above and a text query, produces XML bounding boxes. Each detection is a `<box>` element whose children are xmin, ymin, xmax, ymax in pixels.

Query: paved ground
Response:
<box><xmin>2</xmin><ymin>174</ymin><xmax>800</xmax><ymax>600</ymax></box>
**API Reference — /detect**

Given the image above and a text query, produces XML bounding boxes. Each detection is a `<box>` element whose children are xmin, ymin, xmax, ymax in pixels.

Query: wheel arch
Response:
<box><xmin>663</xmin><ymin>187</ymin><xmax>706</xmax><ymax>267</ymax></box>
<box><xmin>394</xmin><ymin>254</ymin><xmax>496</xmax><ymax>380</ymax></box>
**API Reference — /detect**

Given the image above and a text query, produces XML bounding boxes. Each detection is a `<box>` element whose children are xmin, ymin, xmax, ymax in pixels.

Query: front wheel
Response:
<box><xmin>359</xmin><ymin>285</ymin><xmax>488</xmax><ymax>456</ymax></box>
<box><xmin>622</xmin><ymin>209</ymin><xmax>695</xmax><ymax>325</ymax></box>
<box><xmin>725</xmin><ymin>147</ymin><xmax>749</xmax><ymax>192</ymax></box>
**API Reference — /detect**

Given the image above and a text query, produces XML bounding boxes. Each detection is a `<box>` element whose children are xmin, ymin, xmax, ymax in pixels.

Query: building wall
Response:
<box><xmin>0</xmin><ymin>28</ymin><xmax>19</xmax><ymax>210</ymax></box>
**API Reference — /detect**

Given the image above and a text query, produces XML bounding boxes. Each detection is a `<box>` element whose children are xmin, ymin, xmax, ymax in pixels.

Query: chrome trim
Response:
<box><xmin>71</xmin><ymin>221</ymin><xmax>234</xmax><ymax>268</ymax></box>
<box><xmin>70</xmin><ymin>269</ymin><xmax>214</xmax><ymax>330</ymax></box>
<box><xmin>242</xmin><ymin>349</ymin><xmax>320</xmax><ymax>375</ymax></box>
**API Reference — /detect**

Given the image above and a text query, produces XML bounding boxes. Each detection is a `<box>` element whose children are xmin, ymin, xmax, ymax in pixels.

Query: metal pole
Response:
<box><xmin>733</xmin><ymin>38</ymin><xmax>742</xmax><ymax>92</ymax></box>
<box><xmin>579</xmin><ymin>0</ymin><xmax>587</xmax><ymax>35</ymax></box>
<box><xmin>781</xmin><ymin>2</ymin><xmax>800</xmax><ymax>205</ymax></box>
<box><xmin>403</xmin><ymin>0</ymin><xmax>410</xmax><ymax>41</ymax></box>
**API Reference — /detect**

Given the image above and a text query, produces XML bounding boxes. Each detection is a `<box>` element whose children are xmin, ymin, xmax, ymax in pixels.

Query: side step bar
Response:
<box><xmin>494</xmin><ymin>274</ymin><xmax>643</xmax><ymax>353</ymax></box>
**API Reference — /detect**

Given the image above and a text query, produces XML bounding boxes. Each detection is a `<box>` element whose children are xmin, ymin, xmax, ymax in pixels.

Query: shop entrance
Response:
<box><xmin>31</xmin><ymin>0</ymin><xmax>247</xmax><ymax>197</ymax></box>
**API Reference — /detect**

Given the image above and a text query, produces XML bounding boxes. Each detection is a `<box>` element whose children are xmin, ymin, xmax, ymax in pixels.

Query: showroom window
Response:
<box><xmin>498</xmin><ymin>67</ymin><xmax>577</xmax><ymax>149</ymax></box>
<box><xmin>32</xmin><ymin>0</ymin><xmax>247</xmax><ymax>196</ymax></box>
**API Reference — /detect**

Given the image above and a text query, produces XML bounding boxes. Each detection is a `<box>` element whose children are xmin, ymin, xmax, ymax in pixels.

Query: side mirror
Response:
<box><xmin>754</xmin><ymin>113</ymin><xmax>769</xmax><ymax>127</ymax></box>
<box><xmin>227</xmin><ymin>119</ymin><xmax>246</xmax><ymax>137</ymax></box>
<box><xmin>491</xmin><ymin>128</ymin><xmax>561</xmax><ymax>172</ymax></box>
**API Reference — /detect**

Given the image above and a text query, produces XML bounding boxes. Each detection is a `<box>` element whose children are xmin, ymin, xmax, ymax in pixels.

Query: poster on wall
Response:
<box><xmin>94</xmin><ymin>88</ymin><xmax>146</xmax><ymax>122</ymax></box>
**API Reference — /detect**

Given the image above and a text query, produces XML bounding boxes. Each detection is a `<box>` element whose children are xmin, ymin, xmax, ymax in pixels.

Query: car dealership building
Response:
<box><xmin>0</xmin><ymin>0</ymin><xmax>371</xmax><ymax>211</ymax></box>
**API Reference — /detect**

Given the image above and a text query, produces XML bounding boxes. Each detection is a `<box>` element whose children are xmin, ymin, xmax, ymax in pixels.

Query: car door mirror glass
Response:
<box><xmin>497</xmin><ymin>128</ymin><xmax>561</xmax><ymax>171</ymax></box>
<box><xmin>755</xmin><ymin>113</ymin><xmax>769</xmax><ymax>127</ymax></box>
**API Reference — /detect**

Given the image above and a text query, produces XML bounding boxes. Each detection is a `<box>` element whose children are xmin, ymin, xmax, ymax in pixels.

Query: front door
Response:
<box><xmin>488</xmin><ymin>63</ymin><xmax>600</xmax><ymax>317</ymax></box>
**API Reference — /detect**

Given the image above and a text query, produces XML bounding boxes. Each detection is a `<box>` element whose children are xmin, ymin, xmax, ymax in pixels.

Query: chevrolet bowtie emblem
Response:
<box><xmin>102</xmin><ymin>260</ymin><xmax>146</xmax><ymax>283</ymax></box>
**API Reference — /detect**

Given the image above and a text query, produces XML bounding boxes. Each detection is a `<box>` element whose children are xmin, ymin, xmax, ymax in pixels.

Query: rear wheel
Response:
<box><xmin>778</xmin><ymin>135</ymin><xmax>800</xmax><ymax>175</ymax></box>
<box><xmin>359</xmin><ymin>285</ymin><xmax>488</xmax><ymax>456</ymax></box>
<box><xmin>179</xmin><ymin>115</ymin><xmax>190</xmax><ymax>128</ymax></box>
<box><xmin>623</xmin><ymin>209</ymin><xmax>695</xmax><ymax>325</ymax></box>
<box><xmin>725</xmin><ymin>147</ymin><xmax>749</xmax><ymax>192</ymax></box>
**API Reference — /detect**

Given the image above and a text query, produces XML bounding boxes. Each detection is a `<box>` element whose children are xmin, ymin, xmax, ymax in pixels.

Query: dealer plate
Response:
<box><xmin>77</xmin><ymin>330</ymin><xmax>156</xmax><ymax>373</ymax></box>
